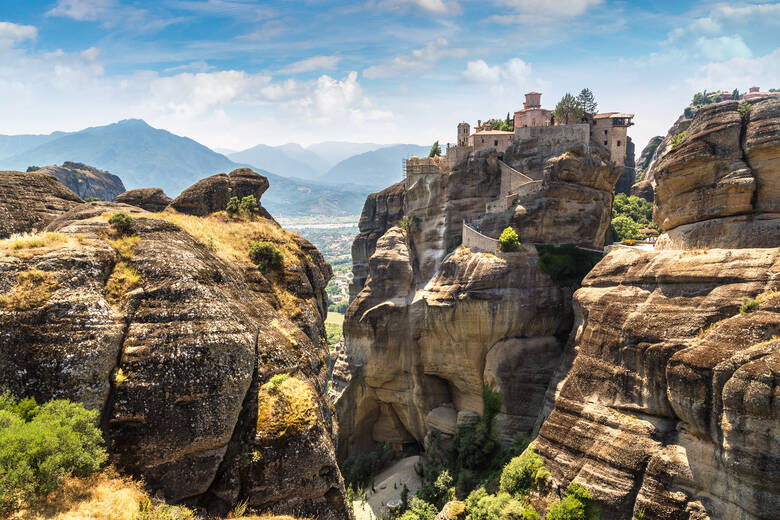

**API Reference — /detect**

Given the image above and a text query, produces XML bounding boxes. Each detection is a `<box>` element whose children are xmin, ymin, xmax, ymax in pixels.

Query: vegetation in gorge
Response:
<box><xmin>534</xmin><ymin>244</ymin><xmax>602</xmax><ymax>287</ymax></box>
<box><xmin>610</xmin><ymin>193</ymin><xmax>658</xmax><ymax>241</ymax></box>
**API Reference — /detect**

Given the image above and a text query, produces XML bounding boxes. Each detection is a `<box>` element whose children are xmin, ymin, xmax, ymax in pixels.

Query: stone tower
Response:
<box><xmin>524</xmin><ymin>92</ymin><xmax>542</xmax><ymax>109</ymax></box>
<box><xmin>457</xmin><ymin>122</ymin><xmax>470</xmax><ymax>147</ymax></box>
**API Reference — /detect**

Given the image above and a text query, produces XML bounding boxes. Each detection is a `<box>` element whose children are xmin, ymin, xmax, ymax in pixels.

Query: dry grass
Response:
<box><xmin>10</xmin><ymin>470</ymin><xmax>309</xmax><ymax>520</ymax></box>
<box><xmin>10</xmin><ymin>470</ymin><xmax>147</xmax><ymax>520</ymax></box>
<box><xmin>109</xmin><ymin>235</ymin><xmax>140</xmax><ymax>260</ymax></box>
<box><xmin>0</xmin><ymin>232</ymin><xmax>83</xmax><ymax>259</ymax></box>
<box><xmin>105</xmin><ymin>262</ymin><xmax>141</xmax><ymax>304</ymax></box>
<box><xmin>148</xmin><ymin>211</ymin><xmax>303</xmax><ymax>266</ymax></box>
<box><xmin>257</xmin><ymin>374</ymin><xmax>317</xmax><ymax>438</ymax></box>
<box><xmin>148</xmin><ymin>210</ymin><xmax>311</xmax><ymax>321</ymax></box>
<box><xmin>0</xmin><ymin>270</ymin><xmax>58</xmax><ymax>311</ymax></box>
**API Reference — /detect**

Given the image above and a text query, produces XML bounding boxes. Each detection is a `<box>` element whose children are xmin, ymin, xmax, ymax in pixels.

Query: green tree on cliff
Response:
<box><xmin>576</xmin><ymin>88</ymin><xmax>598</xmax><ymax>115</ymax></box>
<box><xmin>553</xmin><ymin>93</ymin><xmax>584</xmax><ymax>125</ymax></box>
<box><xmin>429</xmin><ymin>141</ymin><xmax>442</xmax><ymax>157</ymax></box>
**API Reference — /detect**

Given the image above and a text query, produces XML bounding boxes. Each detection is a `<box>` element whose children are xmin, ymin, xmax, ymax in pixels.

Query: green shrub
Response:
<box><xmin>499</xmin><ymin>227</ymin><xmax>520</xmax><ymax>252</ymax></box>
<box><xmin>738</xmin><ymin>102</ymin><xmax>752</xmax><ymax>119</ymax></box>
<box><xmin>268</xmin><ymin>373</ymin><xmax>289</xmax><ymax>390</ymax></box>
<box><xmin>739</xmin><ymin>296</ymin><xmax>760</xmax><ymax>315</ymax></box>
<box><xmin>399</xmin><ymin>215</ymin><xmax>418</xmax><ymax>234</ymax></box>
<box><xmin>546</xmin><ymin>482</ymin><xmax>599</xmax><ymax>520</ymax></box>
<box><xmin>226</xmin><ymin>196</ymin><xmax>240</xmax><ymax>214</ymax></box>
<box><xmin>466</xmin><ymin>490</ymin><xmax>538</xmax><ymax>520</ymax></box>
<box><xmin>670</xmin><ymin>130</ymin><xmax>687</xmax><ymax>149</ymax></box>
<box><xmin>447</xmin><ymin>235</ymin><xmax>462</xmax><ymax>254</ymax></box>
<box><xmin>611</xmin><ymin>215</ymin><xmax>642</xmax><ymax>241</ymax></box>
<box><xmin>26</xmin><ymin>166</ymin><xmax>41</xmax><ymax>172</ymax></box>
<box><xmin>398</xmin><ymin>497</ymin><xmax>438</xmax><ymax>520</ymax></box>
<box><xmin>453</xmin><ymin>386</ymin><xmax>502</xmax><ymax>474</ymax></box>
<box><xmin>534</xmin><ymin>244</ymin><xmax>602</xmax><ymax>287</ymax></box>
<box><xmin>239</xmin><ymin>195</ymin><xmax>258</xmax><ymax>216</ymax></box>
<box><xmin>417</xmin><ymin>469</ymin><xmax>454</xmax><ymax>510</ymax></box>
<box><xmin>499</xmin><ymin>446</ymin><xmax>549</xmax><ymax>498</ymax></box>
<box><xmin>248</xmin><ymin>240</ymin><xmax>283</xmax><ymax>272</ymax></box>
<box><xmin>108</xmin><ymin>212</ymin><xmax>134</xmax><ymax>235</ymax></box>
<box><xmin>84</xmin><ymin>197</ymin><xmax>100</xmax><ymax>202</ymax></box>
<box><xmin>0</xmin><ymin>395</ymin><xmax>107</xmax><ymax>514</ymax></box>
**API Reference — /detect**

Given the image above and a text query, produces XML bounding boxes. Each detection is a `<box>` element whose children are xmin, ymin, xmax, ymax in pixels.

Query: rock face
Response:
<box><xmin>349</xmin><ymin>180</ymin><xmax>405</xmax><ymax>300</ymax></box>
<box><xmin>0</xmin><ymin>179</ymin><xmax>348</xmax><ymax>518</ymax></box>
<box><xmin>169</xmin><ymin>168</ymin><xmax>273</xmax><ymax>219</ymax></box>
<box><xmin>37</xmin><ymin>162</ymin><xmax>126</xmax><ymax>201</ymax></box>
<box><xmin>614</xmin><ymin>136</ymin><xmax>636</xmax><ymax>195</ymax></box>
<box><xmin>654</xmin><ymin>98</ymin><xmax>779</xmax><ymax>249</ymax></box>
<box><xmin>0</xmin><ymin>169</ymin><xmax>83</xmax><ymax>238</ymax></box>
<box><xmin>334</xmin><ymin>137</ymin><xmax>622</xmax><ymax>458</ymax></box>
<box><xmin>115</xmin><ymin>187</ymin><xmax>172</xmax><ymax>212</ymax></box>
<box><xmin>530</xmin><ymin>99</ymin><xmax>780</xmax><ymax>520</ymax></box>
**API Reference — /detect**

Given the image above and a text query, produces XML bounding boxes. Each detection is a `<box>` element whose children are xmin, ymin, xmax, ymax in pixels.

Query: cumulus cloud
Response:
<box><xmin>46</xmin><ymin>0</ymin><xmax>175</xmax><ymax>29</ymax></box>
<box><xmin>695</xmin><ymin>35</ymin><xmax>752</xmax><ymax>61</ymax></box>
<box><xmin>364</xmin><ymin>38</ymin><xmax>464</xmax><ymax>79</ymax></box>
<box><xmin>0</xmin><ymin>22</ymin><xmax>37</xmax><ymax>46</ymax></box>
<box><xmin>277</xmin><ymin>56</ymin><xmax>341</xmax><ymax>75</ymax></box>
<box><xmin>462</xmin><ymin>58</ymin><xmax>531</xmax><ymax>83</ymax></box>
<box><xmin>686</xmin><ymin>48</ymin><xmax>780</xmax><ymax>91</ymax></box>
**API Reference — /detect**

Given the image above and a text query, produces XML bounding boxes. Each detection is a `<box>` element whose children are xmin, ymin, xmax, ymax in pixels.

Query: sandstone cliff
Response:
<box><xmin>0</xmin><ymin>171</ymin><xmax>349</xmax><ymax>518</ymax></box>
<box><xmin>530</xmin><ymin>97</ymin><xmax>779</xmax><ymax>520</ymax></box>
<box><xmin>36</xmin><ymin>161</ymin><xmax>126</xmax><ymax>201</ymax></box>
<box><xmin>335</xmin><ymin>135</ymin><xmax>622</xmax><ymax>458</ymax></box>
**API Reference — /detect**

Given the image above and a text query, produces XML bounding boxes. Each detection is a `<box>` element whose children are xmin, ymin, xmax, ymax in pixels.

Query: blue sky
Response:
<box><xmin>0</xmin><ymin>1</ymin><xmax>778</xmax><ymax>152</ymax></box>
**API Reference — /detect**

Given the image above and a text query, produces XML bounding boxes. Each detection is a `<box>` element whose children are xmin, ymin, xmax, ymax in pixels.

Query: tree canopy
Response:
<box><xmin>553</xmin><ymin>93</ymin><xmax>584</xmax><ymax>125</ymax></box>
<box><xmin>429</xmin><ymin>140</ymin><xmax>442</xmax><ymax>157</ymax></box>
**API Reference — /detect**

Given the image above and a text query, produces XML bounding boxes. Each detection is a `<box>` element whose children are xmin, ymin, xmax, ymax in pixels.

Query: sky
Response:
<box><xmin>0</xmin><ymin>0</ymin><xmax>778</xmax><ymax>153</ymax></box>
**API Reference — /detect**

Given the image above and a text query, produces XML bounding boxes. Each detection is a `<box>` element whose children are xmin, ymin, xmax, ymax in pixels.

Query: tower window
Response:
<box><xmin>604</xmin><ymin>140</ymin><xmax>608</xmax><ymax>146</ymax></box>
<box><xmin>604</xmin><ymin>129</ymin><xmax>608</xmax><ymax>135</ymax></box>
<box><xmin>617</xmin><ymin>140</ymin><xmax>621</xmax><ymax>147</ymax></box>
<box><xmin>494</xmin><ymin>140</ymin><xmax>498</xmax><ymax>146</ymax></box>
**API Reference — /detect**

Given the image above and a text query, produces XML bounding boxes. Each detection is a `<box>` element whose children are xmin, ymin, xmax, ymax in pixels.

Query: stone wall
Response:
<box><xmin>462</xmin><ymin>222</ymin><xmax>499</xmax><ymax>252</ymax></box>
<box><xmin>514</xmin><ymin>124</ymin><xmax>590</xmax><ymax>148</ymax></box>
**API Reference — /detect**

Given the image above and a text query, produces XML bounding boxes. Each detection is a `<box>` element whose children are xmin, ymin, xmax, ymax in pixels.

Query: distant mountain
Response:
<box><xmin>320</xmin><ymin>144</ymin><xmax>429</xmax><ymax>188</ymax></box>
<box><xmin>229</xmin><ymin>143</ymin><xmax>323</xmax><ymax>182</ymax></box>
<box><xmin>0</xmin><ymin>132</ymin><xmax>67</xmax><ymax>160</ymax></box>
<box><xmin>0</xmin><ymin>119</ymin><xmax>367</xmax><ymax>217</ymax></box>
<box><xmin>306</xmin><ymin>141</ymin><xmax>384</xmax><ymax>167</ymax></box>
<box><xmin>275</xmin><ymin>143</ymin><xmax>330</xmax><ymax>173</ymax></box>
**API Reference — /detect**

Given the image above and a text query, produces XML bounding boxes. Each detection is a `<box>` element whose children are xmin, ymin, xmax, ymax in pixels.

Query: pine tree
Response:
<box><xmin>576</xmin><ymin>88</ymin><xmax>598</xmax><ymax>115</ymax></box>
<box><xmin>429</xmin><ymin>140</ymin><xmax>442</xmax><ymax>157</ymax></box>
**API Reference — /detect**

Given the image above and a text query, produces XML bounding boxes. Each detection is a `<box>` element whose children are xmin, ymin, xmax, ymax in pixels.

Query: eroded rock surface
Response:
<box><xmin>115</xmin><ymin>187</ymin><xmax>172</xmax><ymax>212</ymax></box>
<box><xmin>169</xmin><ymin>168</ymin><xmax>273</xmax><ymax>219</ymax></box>
<box><xmin>529</xmin><ymin>99</ymin><xmax>780</xmax><ymax>519</ymax></box>
<box><xmin>0</xmin><ymin>170</ymin><xmax>83</xmax><ymax>238</ymax></box>
<box><xmin>0</xmin><ymin>179</ymin><xmax>348</xmax><ymax>518</ymax></box>
<box><xmin>38</xmin><ymin>162</ymin><xmax>126</xmax><ymax>201</ymax></box>
<box><xmin>654</xmin><ymin>97</ymin><xmax>779</xmax><ymax>249</ymax></box>
<box><xmin>335</xmin><ymin>138</ymin><xmax>621</xmax><ymax>458</ymax></box>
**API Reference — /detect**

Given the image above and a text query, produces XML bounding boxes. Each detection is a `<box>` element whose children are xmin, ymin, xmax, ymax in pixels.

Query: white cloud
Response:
<box><xmin>495</xmin><ymin>0</ymin><xmax>603</xmax><ymax>17</ymax></box>
<box><xmin>462</xmin><ymin>60</ymin><xmax>501</xmax><ymax>82</ymax></box>
<box><xmin>462</xmin><ymin>58</ymin><xmax>531</xmax><ymax>83</ymax></box>
<box><xmin>695</xmin><ymin>35</ymin><xmax>752</xmax><ymax>61</ymax></box>
<box><xmin>237</xmin><ymin>20</ymin><xmax>288</xmax><ymax>41</ymax></box>
<box><xmin>47</xmin><ymin>0</ymin><xmax>112</xmax><ymax>21</ymax></box>
<box><xmin>0</xmin><ymin>22</ymin><xmax>37</xmax><ymax>46</ymax></box>
<box><xmin>80</xmin><ymin>46</ymin><xmax>100</xmax><ymax>61</ymax></box>
<box><xmin>277</xmin><ymin>56</ymin><xmax>341</xmax><ymax>75</ymax></box>
<box><xmin>370</xmin><ymin>0</ymin><xmax>460</xmax><ymax>15</ymax></box>
<box><xmin>686</xmin><ymin>48</ymin><xmax>780</xmax><ymax>91</ymax></box>
<box><xmin>708</xmin><ymin>3</ymin><xmax>780</xmax><ymax>26</ymax></box>
<box><xmin>168</xmin><ymin>0</ymin><xmax>277</xmax><ymax>22</ymax></box>
<box><xmin>364</xmin><ymin>38</ymin><xmax>463</xmax><ymax>79</ymax></box>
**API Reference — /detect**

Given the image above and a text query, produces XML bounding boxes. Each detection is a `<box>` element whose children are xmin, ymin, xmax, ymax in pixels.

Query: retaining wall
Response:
<box><xmin>462</xmin><ymin>222</ymin><xmax>499</xmax><ymax>252</ymax></box>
